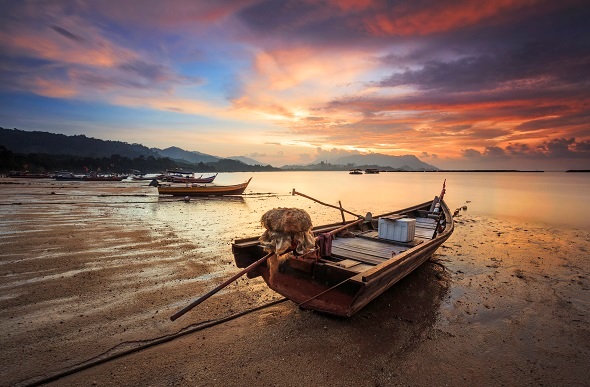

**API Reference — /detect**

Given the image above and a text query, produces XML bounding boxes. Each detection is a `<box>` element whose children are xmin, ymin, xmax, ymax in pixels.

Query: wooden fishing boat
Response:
<box><xmin>157</xmin><ymin>178</ymin><xmax>252</xmax><ymax>196</ymax></box>
<box><xmin>170</xmin><ymin>173</ymin><xmax>217</xmax><ymax>184</ymax></box>
<box><xmin>231</xmin><ymin>187</ymin><xmax>453</xmax><ymax>317</ymax></box>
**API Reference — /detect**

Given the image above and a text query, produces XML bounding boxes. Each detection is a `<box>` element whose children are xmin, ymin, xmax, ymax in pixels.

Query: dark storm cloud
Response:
<box><xmin>538</xmin><ymin>137</ymin><xmax>590</xmax><ymax>158</ymax></box>
<box><xmin>462</xmin><ymin>138</ymin><xmax>590</xmax><ymax>161</ymax></box>
<box><xmin>70</xmin><ymin>63</ymin><xmax>201</xmax><ymax>91</ymax></box>
<box><xmin>515</xmin><ymin>111</ymin><xmax>590</xmax><ymax>132</ymax></box>
<box><xmin>236</xmin><ymin>1</ymin><xmax>368</xmax><ymax>46</ymax></box>
<box><xmin>379</xmin><ymin>42</ymin><xmax>590</xmax><ymax>92</ymax></box>
<box><xmin>375</xmin><ymin>2</ymin><xmax>590</xmax><ymax>93</ymax></box>
<box><xmin>51</xmin><ymin>25</ymin><xmax>86</xmax><ymax>43</ymax></box>
<box><xmin>117</xmin><ymin>60</ymin><xmax>202</xmax><ymax>87</ymax></box>
<box><xmin>461</xmin><ymin>149</ymin><xmax>482</xmax><ymax>158</ymax></box>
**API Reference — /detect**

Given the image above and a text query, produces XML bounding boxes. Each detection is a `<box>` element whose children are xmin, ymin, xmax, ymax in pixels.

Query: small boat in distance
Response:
<box><xmin>231</xmin><ymin>182</ymin><xmax>453</xmax><ymax>317</ymax></box>
<box><xmin>130</xmin><ymin>173</ymin><xmax>165</xmax><ymax>181</ymax></box>
<box><xmin>157</xmin><ymin>178</ymin><xmax>252</xmax><ymax>196</ymax></box>
<box><xmin>54</xmin><ymin>172</ymin><xmax>124</xmax><ymax>181</ymax></box>
<box><xmin>170</xmin><ymin>173</ymin><xmax>218</xmax><ymax>184</ymax></box>
<box><xmin>163</xmin><ymin>169</ymin><xmax>218</xmax><ymax>183</ymax></box>
<box><xmin>8</xmin><ymin>171</ymin><xmax>51</xmax><ymax>178</ymax></box>
<box><xmin>364</xmin><ymin>168</ymin><xmax>380</xmax><ymax>174</ymax></box>
<box><xmin>349</xmin><ymin>169</ymin><xmax>363</xmax><ymax>174</ymax></box>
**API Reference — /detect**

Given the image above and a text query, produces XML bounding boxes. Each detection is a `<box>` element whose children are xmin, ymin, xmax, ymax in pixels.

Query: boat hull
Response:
<box><xmin>232</xmin><ymin>199</ymin><xmax>454</xmax><ymax>317</ymax></box>
<box><xmin>157</xmin><ymin>178</ymin><xmax>251</xmax><ymax>196</ymax></box>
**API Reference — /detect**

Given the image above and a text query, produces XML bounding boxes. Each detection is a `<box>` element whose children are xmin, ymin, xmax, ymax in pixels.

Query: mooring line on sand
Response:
<box><xmin>17</xmin><ymin>298</ymin><xmax>288</xmax><ymax>387</ymax></box>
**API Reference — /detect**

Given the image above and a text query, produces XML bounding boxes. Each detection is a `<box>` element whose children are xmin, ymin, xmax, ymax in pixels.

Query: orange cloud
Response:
<box><xmin>286</xmin><ymin>90</ymin><xmax>589</xmax><ymax>160</ymax></box>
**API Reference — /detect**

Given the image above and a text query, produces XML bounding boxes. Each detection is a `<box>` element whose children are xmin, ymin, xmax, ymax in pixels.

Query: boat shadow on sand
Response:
<box><xmin>156</xmin><ymin>195</ymin><xmax>246</xmax><ymax>204</ymax></box>
<box><xmin>315</xmin><ymin>261</ymin><xmax>450</xmax><ymax>356</ymax></box>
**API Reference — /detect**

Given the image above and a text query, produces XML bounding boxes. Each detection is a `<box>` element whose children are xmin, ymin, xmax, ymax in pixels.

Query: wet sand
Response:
<box><xmin>0</xmin><ymin>180</ymin><xmax>588</xmax><ymax>386</ymax></box>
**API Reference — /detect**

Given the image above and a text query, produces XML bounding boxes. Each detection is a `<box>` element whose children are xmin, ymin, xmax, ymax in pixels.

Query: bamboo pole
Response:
<box><xmin>291</xmin><ymin>189</ymin><xmax>361</xmax><ymax>219</ymax></box>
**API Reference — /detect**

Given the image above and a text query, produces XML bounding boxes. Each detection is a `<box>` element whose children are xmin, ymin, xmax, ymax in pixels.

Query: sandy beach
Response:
<box><xmin>1</xmin><ymin>179</ymin><xmax>589</xmax><ymax>387</ymax></box>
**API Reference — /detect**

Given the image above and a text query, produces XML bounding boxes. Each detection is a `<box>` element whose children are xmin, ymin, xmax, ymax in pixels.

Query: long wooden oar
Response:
<box><xmin>170</xmin><ymin>251</ymin><xmax>274</xmax><ymax>321</ymax></box>
<box><xmin>292</xmin><ymin>189</ymin><xmax>361</xmax><ymax>219</ymax></box>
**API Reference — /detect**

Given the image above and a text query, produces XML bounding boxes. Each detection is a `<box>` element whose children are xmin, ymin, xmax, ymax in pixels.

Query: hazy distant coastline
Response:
<box><xmin>1</xmin><ymin>128</ymin><xmax>585</xmax><ymax>175</ymax></box>
<box><xmin>1</xmin><ymin>127</ymin><xmax>436</xmax><ymax>174</ymax></box>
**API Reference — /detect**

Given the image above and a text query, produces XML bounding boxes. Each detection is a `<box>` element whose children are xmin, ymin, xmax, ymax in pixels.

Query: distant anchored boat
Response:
<box><xmin>54</xmin><ymin>172</ymin><xmax>124</xmax><ymax>181</ymax></box>
<box><xmin>170</xmin><ymin>173</ymin><xmax>218</xmax><ymax>184</ymax></box>
<box><xmin>163</xmin><ymin>169</ymin><xmax>218</xmax><ymax>184</ymax></box>
<box><xmin>157</xmin><ymin>178</ymin><xmax>252</xmax><ymax>196</ymax></box>
<box><xmin>8</xmin><ymin>171</ymin><xmax>51</xmax><ymax>178</ymax></box>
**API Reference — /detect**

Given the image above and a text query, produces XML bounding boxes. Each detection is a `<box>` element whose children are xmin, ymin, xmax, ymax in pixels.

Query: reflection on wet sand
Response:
<box><xmin>157</xmin><ymin>195</ymin><xmax>246</xmax><ymax>204</ymax></box>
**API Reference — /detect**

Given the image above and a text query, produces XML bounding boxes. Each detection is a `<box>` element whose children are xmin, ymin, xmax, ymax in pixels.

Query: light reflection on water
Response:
<box><xmin>228</xmin><ymin>171</ymin><xmax>590</xmax><ymax>229</ymax></box>
<box><xmin>2</xmin><ymin>171</ymin><xmax>588</xmax><ymax>239</ymax></box>
<box><xmin>113</xmin><ymin>171</ymin><xmax>590</xmax><ymax>250</ymax></box>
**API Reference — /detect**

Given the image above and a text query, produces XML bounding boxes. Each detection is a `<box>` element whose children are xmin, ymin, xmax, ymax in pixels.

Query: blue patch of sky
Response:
<box><xmin>0</xmin><ymin>92</ymin><xmax>221</xmax><ymax>132</ymax></box>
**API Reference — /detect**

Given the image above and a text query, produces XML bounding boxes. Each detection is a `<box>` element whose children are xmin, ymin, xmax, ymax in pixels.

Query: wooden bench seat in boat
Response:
<box><xmin>321</xmin><ymin>216</ymin><xmax>437</xmax><ymax>273</ymax></box>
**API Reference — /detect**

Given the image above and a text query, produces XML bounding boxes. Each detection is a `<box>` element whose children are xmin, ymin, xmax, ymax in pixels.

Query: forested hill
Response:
<box><xmin>0</xmin><ymin>127</ymin><xmax>159</xmax><ymax>158</ymax></box>
<box><xmin>0</xmin><ymin>127</ymin><xmax>279</xmax><ymax>174</ymax></box>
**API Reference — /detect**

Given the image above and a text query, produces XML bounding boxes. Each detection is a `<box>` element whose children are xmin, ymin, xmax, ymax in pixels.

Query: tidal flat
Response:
<box><xmin>0</xmin><ymin>176</ymin><xmax>588</xmax><ymax>386</ymax></box>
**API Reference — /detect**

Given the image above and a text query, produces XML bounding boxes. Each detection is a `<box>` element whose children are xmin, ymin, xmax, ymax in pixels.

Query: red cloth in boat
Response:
<box><xmin>315</xmin><ymin>233</ymin><xmax>332</xmax><ymax>256</ymax></box>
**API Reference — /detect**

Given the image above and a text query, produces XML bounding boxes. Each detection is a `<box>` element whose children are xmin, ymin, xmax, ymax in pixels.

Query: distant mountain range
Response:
<box><xmin>152</xmin><ymin>146</ymin><xmax>263</xmax><ymax>166</ymax></box>
<box><xmin>0</xmin><ymin>127</ymin><xmax>438</xmax><ymax>171</ymax></box>
<box><xmin>309</xmin><ymin>153</ymin><xmax>437</xmax><ymax>171</ymax></box>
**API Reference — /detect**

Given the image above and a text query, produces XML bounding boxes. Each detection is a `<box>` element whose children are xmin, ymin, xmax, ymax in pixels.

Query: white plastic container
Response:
<box><xmin>378</xmin><ymin>217</ymin><xmax>416</xmax><ymax>242</ymax></box>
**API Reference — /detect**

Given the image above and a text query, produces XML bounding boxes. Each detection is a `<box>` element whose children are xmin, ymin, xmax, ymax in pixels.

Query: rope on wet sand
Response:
<box><xmin>16</xmin><ymin>298</ymin><xmax>287</xmax><ymax>387</ymax></box>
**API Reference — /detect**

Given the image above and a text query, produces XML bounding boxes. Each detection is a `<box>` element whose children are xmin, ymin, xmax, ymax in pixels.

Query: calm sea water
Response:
<box><xmin>213</xmin><ymin>171</ymin><xmax>590</xmax><ymax>229</ymax></box>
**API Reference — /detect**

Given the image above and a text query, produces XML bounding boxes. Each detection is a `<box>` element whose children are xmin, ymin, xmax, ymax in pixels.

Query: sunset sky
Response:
<box><xmin>1</xmin><ymin>0</ymin><xmax>589</xmax><ymax>169</ymax></box>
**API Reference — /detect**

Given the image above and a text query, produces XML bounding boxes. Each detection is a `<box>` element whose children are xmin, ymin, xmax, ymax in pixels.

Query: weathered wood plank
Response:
<box><xmin>333</xmin><ymin>238</ymin><xmax>401</xmax><ymax>255</ymax></box>
<box><xmin>415</xmin><ymin>230</ymin><xmax>435</xmax><ymax>239</ymax></box>
<box><xmin>348</xmin><ymin>263</ymin><xmax>374</xmax><ymax>273</ymax></box>
<box><xmin>334</xmin><ymin>259</ymin><xmax>361</xmax><ymax>268</ymax></box>
<box><xmin>330</xmin><ymin>247</ymin><xmax>384</xmax><ymax>265</ymax></box>
<box><xmin>332</xmin><ymin>245</ymin><xmax>390</xmax><ymax>260</ymax></box>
